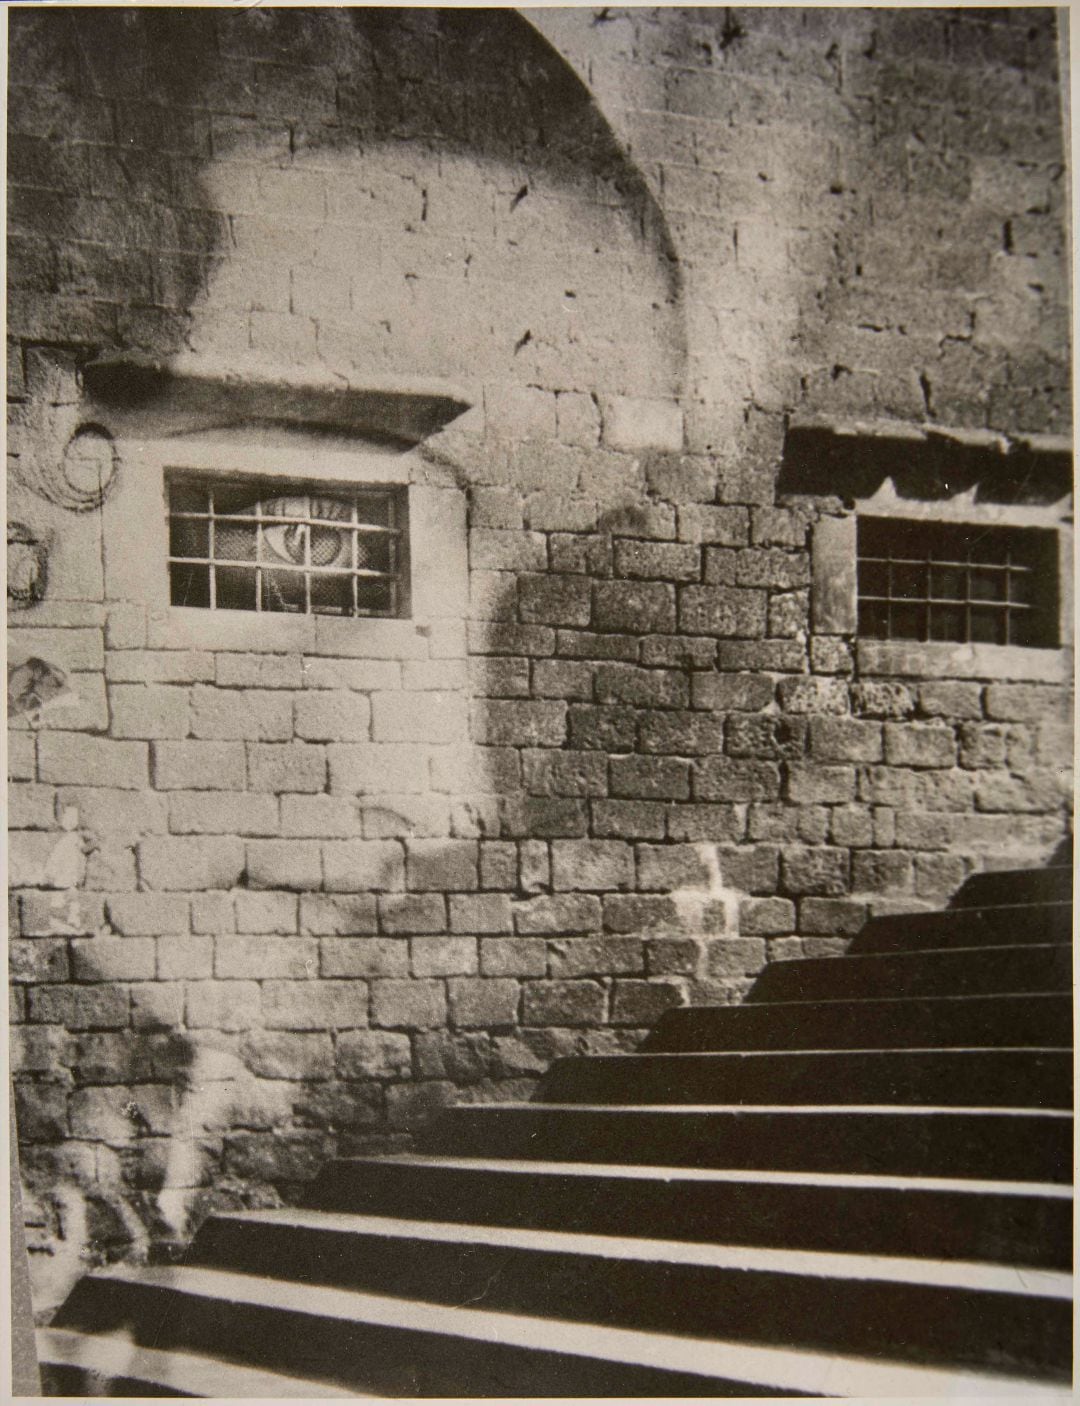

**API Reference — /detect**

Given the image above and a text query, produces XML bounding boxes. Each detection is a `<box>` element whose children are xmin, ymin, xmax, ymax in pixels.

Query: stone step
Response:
<box><xmin>185</xmin><ymin>1208</ymin><xmax>1072</xmax><ymax>1378</ymax></box>
<box><xmin>850</xmin><ymin>902</ymin><xmax>1072</xmax><ymax>954</ymax></box>
<box><xmin>748</xmin><ymin>944</ymin><xmax>1071</xmax><ymax>1003</ymax></box>
<box><xmin>426</xmin><ymin>1102</ymin><xmax>1073</xmax><ymax>1182</ymax></box>
<box><xmin>955</xmin><ymin>867</ymin><xmax>1072</xmax><ymax>908</ymax></box>
<box><xmin>540</xmin><ymin>1045</ymin><xmax>1072</xmax><ymax>1109</ymax></box>
<box><xmin>37</xmin><ymin>1327</ymin><xmax>358</xmax><ymax>1398</ymax></box>
<box><xmin>47</xmin><ymin>1263</ymin><xmax>1071</xmax><ymax>1399</ymax></box>
<box><xmin>307</xmin><ymin>1155</ymin><xmax>1072</xmax><ymax>1268</ymax></box>
<box><xmin>640</xmin><ymin>994</ymin><xmax>1072</xmax><ymax>1055</ymax></box>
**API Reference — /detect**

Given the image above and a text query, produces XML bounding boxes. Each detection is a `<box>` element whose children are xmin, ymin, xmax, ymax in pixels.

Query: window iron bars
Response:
<box><xmin>856</xmin><ymin>517</ymin><xmax>1058</xmax><ymax>649</ymax></box>
<box><xmin>167</xmin><ymin>478</ymin><xmax>406</xmax><ymax>618</ymax></box>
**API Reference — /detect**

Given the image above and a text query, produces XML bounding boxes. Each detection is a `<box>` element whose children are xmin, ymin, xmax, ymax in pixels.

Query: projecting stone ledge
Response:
<box><xmin>81</xmin><ymin>354</ymin><xmax>474</xmax><ymax>447</ymax></box>
<box><xmin>780</xmin><ymin>416</ymin><xmax>1072</xmax><ymax>505</ymax></box>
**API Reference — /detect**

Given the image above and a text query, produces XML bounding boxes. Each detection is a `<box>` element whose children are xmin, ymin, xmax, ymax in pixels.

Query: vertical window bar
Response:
<box><xmin>207</xmin><ymin>484</ymin><xmax>217</xmax><ymax>611</ymax></box>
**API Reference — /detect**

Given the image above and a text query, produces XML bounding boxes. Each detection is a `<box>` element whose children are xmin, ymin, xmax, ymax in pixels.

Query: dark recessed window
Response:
<box><xmin>857</xmin><ymin>517</ymin><xmax>1058</xmax><ymax>649</ymax></box>
<box><xmin>167</xmin><ymin>476</ymin><xmax>408</xmax><ymax>618</ymax></box>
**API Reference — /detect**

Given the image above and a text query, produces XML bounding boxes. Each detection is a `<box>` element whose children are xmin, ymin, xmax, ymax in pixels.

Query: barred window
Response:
<box><xmin>856</xmin><ymin>517</ymin><xmax>1058</xmax><ymax>649</ymax></box>
<box><xmin>167</xmin><ymin>477</ymin><xmax>408</xmax><ymax>618</ymax></box>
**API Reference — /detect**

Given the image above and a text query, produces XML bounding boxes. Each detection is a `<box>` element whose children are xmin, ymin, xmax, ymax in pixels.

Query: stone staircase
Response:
<box><xmin>39</xmin><ymin>863</ymin><xmax>1073</xmax><ymax>1397</ymax></box>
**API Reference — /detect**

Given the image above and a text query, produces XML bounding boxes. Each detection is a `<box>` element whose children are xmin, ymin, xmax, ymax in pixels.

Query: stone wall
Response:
<box><xmin>8</xmin><ymin>6</ymin><xmax>1071</xmax><ymax>1315</ymax></box>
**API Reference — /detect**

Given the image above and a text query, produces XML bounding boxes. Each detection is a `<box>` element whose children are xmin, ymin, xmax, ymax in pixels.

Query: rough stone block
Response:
<box><xmin>600</xmin><ymin>395</ymin><xmax>683</xmax><ymax>452</ymax></box>
<box><xmin>215</xmin><ymin>935</ymin><xmax>317</xmax><ymax>980</ymax></box>
<box><xmin>809</xmin><ymin>717</ymin><xmax>883</xmax><ymax>763</ymax></box>
<box><xmin>38</xmin><ymin>734</ymin><xmax>148</xmax><ymax>789</ymax></box>
<box><xmin>336</xmin><ymin>1029</ymin><xmax>412</xmax><ymax>1080</ymax></box>
<box><xmin>518</xmin><ymin>573</ymin><xmax>592</xmax><ymax>626</ymax></box>
<box><xmin>191</xmin><ymin>892</ymin><xmax>237</xmax><ymax>935</ymax></box>
<box><xmin>371</xmin><ymin>978</ymin><xmax>446</xmax><ymax>1029</ymax></box>
<box><xmin>591</xmin><ymin>800</ymin><xmax>666</xmax><ymax>840</ymax></box>
<box><xmin>480</xmin><ymin>937</ymin><xmax>547</xmax><ymax>977</ymax></box>
<box><xmin>449</xmin><ymin>893</ymin><xmax>513</xmax><ymax>934</ymax></box>
<box><xmin>234</xmin><ymin>891</ymin><xmax>298</xmax><ymax>934</ymax></box>
<box><xmin>447</xmin><ymin>977</ymin><xmax>519</xmax><ymax>1028</ymax></box>
<box><xmin>323</xmin><ymin>840</ymin><xmax>405</xmax><ymax>893</ymax></box>
<box><xmin>156</xmin><ymin>934</ymin><xmax>214</xmax><ymax>979</ymax></box>
<box><xmin>70</xmin><ymin>935</ymin><xmax>154</xmax><ymax>981</ymax></box>
<box><xmin>549</xmin><ymin>937</ymin><xmax>643</xmax><ymax>977</ymax></box>
<box><xmin>739</xmin><ymin>897</ymin><xmax>796</xmax><ymax>935</ymax></box>
<box><xmin>262</xmin><ymin>979</ymin><xmax>368</xmax><ymax>1030</ymax></box>
<box><xmin>293</xmin><ymin>692</ymin><xmax>372</xmax><ymax>742</ymax></box>
<box><xmin>694</xmin><ymin>758</ymin><xmax>781</xmax><ymax>802</ymax></box>
<box><xmin>844</xmin><ymin>680</ymin><xmax>915</xmax><ymax>720</ymax></box>
<box><xmin>884</xmin><ymin>723</ymin><xmax>957</xmax><ymax>768</ymax></box>
<box><xmin>677</xmin><ymin>505</ymin><xmax>750</xmax><ymax>546</ymax></box>
<box><xmin>139</xmin><ymin>836</ymin><xmax>245</xmax><ymax>891</ymax></box>
<box><xmin>320</xmin><ymin>936</ymin><xmax>408</xmax><ymax>978</ymax></box>
<box><xmin>704</xmin><ymin>937</ymin><xmax>768</xmax><ymax>978</ymax></box>
<box><xmin>678</xmin><ymin>585</ymin><xmax>767</xmax><ymax>637</ymax></box>
<box><xmin>104</xmin><ymin>893</ymin><xmax>188</xmax><ymax>936</ymax></box>
<box><xmin>379</xmin><ymin>894</ymin><xmax>447</xmax><ymax>934</ymax></box>
<box><xmin>549</xmin><ymin>839</ymin><xmax>633</xmax><ymax>892</ymax></box>
<box><xmin>470</xmin><ymin>529</ymin><xmax>548</xmax><ymax>572</ymax></box>
<box><xmin>595</xmin><ymin>663</ymin><xmax>688</xmax><ymax>709</ymax></box>
<box><xmin>248</xmin><ymin>742</ymin><xmax>327</xmax><ymax>793</ymax></box>
<box><xmin>11</xmin><ymin>938</ymin><xmax>69</xmax><ymax>984</ymax></box>
<box><xmin>299</xmin><ymin>894</ymin><xmax>378</xmax><ymax>936</ymax></box>
<box><xmin>241</xmin><ymin>1031</ymin><xmax>334</xmax><ymax>1080</ymax></box>
<box><xmin>328</xmin><ymin>743</ymin><xmax>427</xmax><ymax>795</ymax></box>
<box><xmin>522</xmin><ymin>979</ymin><xmax>605</xmax><ymax>1026</ymax></box>
<box><xmin>592</xmin><ymin>580</ymin><xmax>676</xmax><ymax>633</ymax></box>
<box><xmin>984</xmin><ymin>684</ymin><xmax>1064</xmax><ymax>722</ymax></box>
<box><xmin>636</xmin><ymin>843</ymin><xmax>716</xmax><ymax>891</ymax></box>
<box><xmin>185</xmin><ymin>980</ymin><xmax>261</xmax><ymax>1031</ymax></box>
<box><xmin>411</xmin><ymin>935</ymin><xmax>478</xmax><ymax>977</ymax></box>
<box><xmin>152</xmin><ymin>740</ymin><xmax>246</xmax><ymax>791</ymax></box>
<box><xmin>777</xmin><ymin>677</ymin><xmax>850</xmax><ymax>716</ymax></box>
<box><xmin>372</xmin><ymin>692</ymin><xmax>467</xmax><ymax>745</ymax></box>
<box><xmin>217</xmin><ymin>654</ymin><xmax>304</xmax><ymax>689</ymax></box>
<box><xmin>27</xmin><ymin>980</ymin><xmax>129</xmax><ymax>1028</ymax></box>
<box><xmin>514</xmin><ymin>893</ymin><xmax>601</xmax><ymax>934</ymax></box>
<box><xmin>405</xmin><ymin>840</ymin><xmax>479</xmax><ymax>891</ymax></box>
<box><xmin>246</xmin><ymin>832</ymin><xmax>323</xmax><ymax>888</ymax></box>
<box><xmin>109</xmin><ymin>685</ymin><xmax>190</xmax><ymax>740</ymax></box>
<box><xmin>639</xmin><ymin>710</ymin><xmax>725</xmax><ymax>755</ymax></box>
<box><xmin>610</xmin><ymin>754</ymin><xmax>691</xmax><ymax>801</ymax></box>
<box><xmin>831</xmin><ymin>804</ymin><xmax>875</xmax><ymax>847</ymax></box>
<box><xmin>279</xmin><ymin>794</ymin><xmax>358</xmax><ymax>838</ymax></box>
<box><xmin>781</xmin><ymin>846</ymin><xmax>850</xmax><ymax>896</ymax></box>
<box><xmin>610</xmin><ymin>978</ymin><xmax>685</xmax><ymax>1026</ymax></box>
<box><xmin>852</xmin><ymin>850</ymin><xmax>915</xmax><ymax>894</ymax></box>
<box><xmin>191</xmin><ymin>685</ymin><xmax>291</xmax><ymax>741</ymax></box>
<box><xmin>613</xmin><ymin>539</ymin><xmax>700</xmax><ymax>582</ymax></box>
<box><xmin>691</xmin><ymin>673</ymin><xmax>774</xmax><ymax>712</ymax></box>
<box><xmin>787</xmin><ymin>764</ymin><xmax>856</xmax><ymax>803</ymax></box>
<box><xmin>472</xmin><ymin>700</ymin><xmax>567</xmax><ymax>747</ymax></box>
<box><xmin>169</xmin><ymin>791</ymin><xmax>279</xmax><ymax>836</ymax></box>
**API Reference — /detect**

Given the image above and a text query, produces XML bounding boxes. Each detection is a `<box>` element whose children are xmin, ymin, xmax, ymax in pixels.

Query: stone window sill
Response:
<box><xmin>856</xmin><ymin>639</ymin><xmax>1070</xmax><ymax>683</ymax></box>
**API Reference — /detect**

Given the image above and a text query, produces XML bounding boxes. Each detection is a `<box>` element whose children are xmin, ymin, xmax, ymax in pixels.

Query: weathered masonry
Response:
<box><xmin>8</xmin><ymin>5</ymin><xmax>1072</xmax><ymax>1321</ymax></box>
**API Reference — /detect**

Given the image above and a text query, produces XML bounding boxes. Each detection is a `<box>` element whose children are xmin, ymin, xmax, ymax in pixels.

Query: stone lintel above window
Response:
<box><xmin>780</xmin><ymin>417</ymin><xmax>1072</xmax><ymax>509</ymax></box>
<box><xmin>82</xmin><ymin>354</ymin><xmax>474</xmax><ymax>449</ymax></box>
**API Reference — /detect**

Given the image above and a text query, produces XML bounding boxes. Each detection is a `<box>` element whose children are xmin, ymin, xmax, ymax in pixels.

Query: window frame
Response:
<box><xmin>101</xmin><ymin>429</ymin><xmax>467</xmax><ymax>656</ymax></box>
<box><xmin>812</xmin><ymin>496</ymin><xmax>1072</xmax><ymax>682</ymax></box>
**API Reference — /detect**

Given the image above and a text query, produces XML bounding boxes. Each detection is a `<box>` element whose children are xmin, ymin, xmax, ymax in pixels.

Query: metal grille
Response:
<box><xmin>856</xmin><ymin>517</ymin><xmax>1058</xmax><ymax>648</ymax></box>
<box><xmin>167</xmin><ymin>477</ymin><xmax>407</xmax><ymax>618</ymax></box>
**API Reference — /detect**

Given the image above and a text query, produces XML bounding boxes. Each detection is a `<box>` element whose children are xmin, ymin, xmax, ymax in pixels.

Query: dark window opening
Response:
<box><xmin>167</xmin><ymin>476</ymin><xmax>408</xmax><ymax>618</ymax></box>
<box><xmin>856</xmin><ymin>517</ymin><xmax>1058</xmax><ymax>649</ymax></box>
